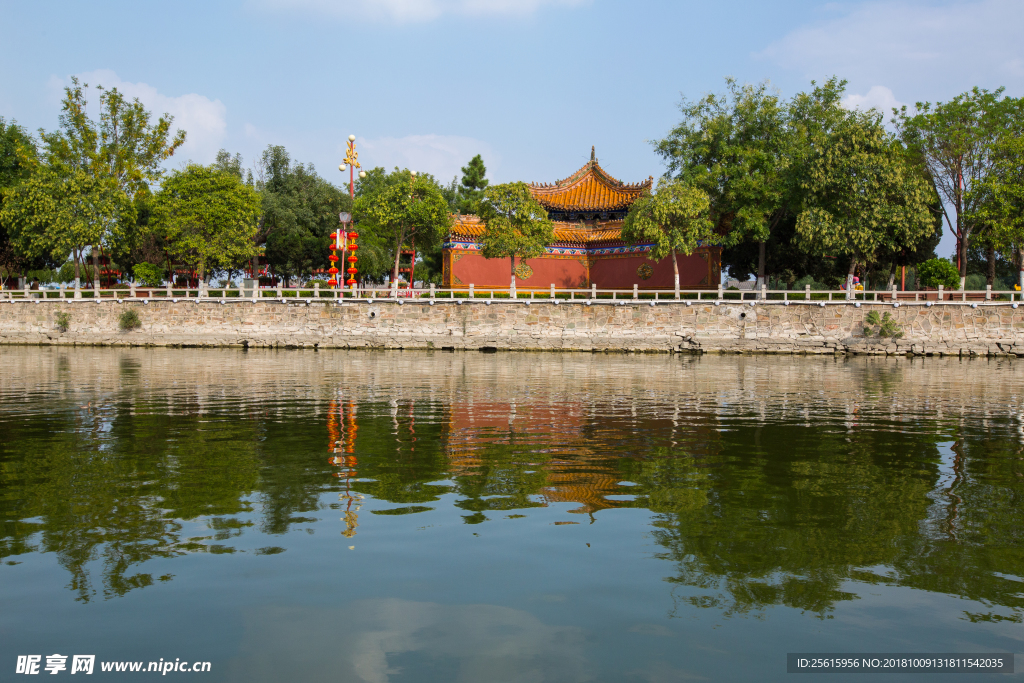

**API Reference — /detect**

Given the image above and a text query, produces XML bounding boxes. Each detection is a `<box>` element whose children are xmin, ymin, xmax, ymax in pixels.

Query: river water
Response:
<box><xmin>1</xmin><ymin>348</ymin><xmax>1022</xmax><ymax>682</ymax></box>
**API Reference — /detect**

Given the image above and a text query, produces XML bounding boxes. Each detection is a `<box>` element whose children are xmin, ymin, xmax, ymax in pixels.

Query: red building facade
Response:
<box><xmin>442</xmin><ymin>151</ymin><xmax>721</xmax><ymax>290</ymax></box>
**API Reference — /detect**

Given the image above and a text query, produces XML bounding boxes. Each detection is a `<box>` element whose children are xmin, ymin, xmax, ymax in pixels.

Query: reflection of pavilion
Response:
<box><xmin>444</xmin><ymin>401</ymin><xmax>631</xmax><ymax>515</ymax></box>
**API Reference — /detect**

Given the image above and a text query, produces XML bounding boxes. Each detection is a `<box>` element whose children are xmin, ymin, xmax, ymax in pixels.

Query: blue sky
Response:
<box><xmin>2</xmin><ymin>0</ymin><xmax>1022</xmax><ymax>259</ymax></box>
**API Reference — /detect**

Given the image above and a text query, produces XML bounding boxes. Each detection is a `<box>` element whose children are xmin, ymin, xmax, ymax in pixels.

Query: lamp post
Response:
<box><xmin>335</xmin><ymin>135</ymin><xmax>367</xmax><ymax>290</ymax></box>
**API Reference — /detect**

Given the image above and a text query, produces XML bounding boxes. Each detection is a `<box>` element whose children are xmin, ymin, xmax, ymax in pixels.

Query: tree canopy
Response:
<box><xmin>252</xmin><ymin>145</ymin><xmax>351</xmax><ymax>285</ymax></box>
<box><xmin>795</xmin><ymin>110</ymin><xmax>936</xmax><ymax>278</ymax></box>
<box><xmin>354</xmin><ymin>168</ymin><xmax>452</xmax><ymax>284</ymax></box>
<box><xmin>153</xmin><ymin>165</ymin><xmax>261</xmax><ymax>282</ymax></box>
<box><xmin>478</xmin><ymin>181</ymin><xmax>554</xmax><ymax>290</ymax></box>
<box><xmin>894</xmin><ymin>87</ymin><xmax>1022</xmax><ymax>281</ymax></box>
<box><xmin>1</xmin><ymin>166</ymin><xmax>133</xmax><ymax>284</ymax></box>
<box><xmin>621</xmin><ymin>179</ymin><xmax>716</xmax><ymax>291</ymax></box>
<box><xmin>458</xmin><ymin>154</ymin><xmax>489</xmax><ymax>215</ymax></box>
<box><xmin>655</xmin><ymin>79</ymin><xmax>792</xmax><ymax>286</ymax></box>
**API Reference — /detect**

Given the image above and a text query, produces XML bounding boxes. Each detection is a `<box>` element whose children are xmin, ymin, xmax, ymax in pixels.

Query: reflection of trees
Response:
<box><xmin>4</xmin><ymin>348</ymin><xmax>1024</xmax><ymax>618</ymax></box>
<box><xmin>0</xmin><ymin>396</ymin><xmax>262</xmax><ymax>602</ymax></box>
<box><xmin>637</xmin><ymin>424</ymin><xmax>1024</xmax><ymax>620</ymax></box>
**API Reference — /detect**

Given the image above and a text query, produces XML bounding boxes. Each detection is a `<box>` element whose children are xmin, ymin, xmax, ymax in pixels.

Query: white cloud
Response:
<box><xmin>257</xmin><ymin>0</ymin><xmax>588</xmax><ymax>22</ymax></box>
<box><xmin>55</xmin><ymin>69</ymin><xmax>227</xmax><ymax>165</ymax></box>
<box><xmin>842</xmin><ymin>85</ymin><xmax>904</xmax><ymax>115</ymax></box>
<box><xmin>357</xmin><ymin>133</ymin><xmax>497</xmax><ymax>182</ymax></box>
<box><xmin>226</xmin><ymin>599</ymin><xmax>589</xmax><ymax>682</ymax></box>
<box><xmin>759</xmin><ymin>0</ymin><xmax>1024</xmax><ymax>97</ymax></box>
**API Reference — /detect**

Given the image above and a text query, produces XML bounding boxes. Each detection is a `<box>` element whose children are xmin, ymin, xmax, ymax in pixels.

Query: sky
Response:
<box><xmin>2</xmin><ymin>0</ymin><xmax>1022</xmax><ymax>260</ymax></box>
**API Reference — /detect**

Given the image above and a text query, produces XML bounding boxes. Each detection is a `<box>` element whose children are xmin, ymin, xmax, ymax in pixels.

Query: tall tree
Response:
<box><xmin>894</xmin><ymin>87</ymin><xmax>1018</xmax><ymax>285</ymax></box>
<box><xmin>251</xmin><ymin>146</ymin><xmax>351</xmax><ymax>285</ymax></box>
<box><xmin>0</xmin><ymin>118</ymin><xmax>40</xmax><ymax>285</ymax></box>
<box><xmin>655</xmin><ymin>79</ymin><xmax>792</xmax><ymax>288</ymax></box>
<box><xmin>153</xmin><ymin>165</ymin><xmax>260</xmax><ymax>283</ymax></box>
<box><xmin>1</xmin><ymin>166</ymin><xmax>133</xmax><ymax>286</ymax></box>
<box><xmin>621</xmin><ymin>179</ymin><xmax>716</xmax><ymax>293</ymax></box>
<box><xmin>458</xmin><ymin>154</ymin><xmax>489</xmax><ymax>215</ymax></box>
<box><xmin>39</xmin><ymin>77</ymin><xmax>185</xmax><ymax>282</ymax></box>
<box><xmin>477</xmin><ymin>182</ymin><xmax>554</xmax><ymax>292</ymax></box>
<box><xmin>973</xmin><ymin>132</ymin><xmax>1024</xmax><ymax>289</ymax></box>
<box><xmin>354</xmin><ymin>168</ymin><xmax>452</xmax><ymax>284</ymax></box>
<box><xmin>795</xmin><ymin>110</ymin><xmax>935</xmax><ymax>282</ymax></box>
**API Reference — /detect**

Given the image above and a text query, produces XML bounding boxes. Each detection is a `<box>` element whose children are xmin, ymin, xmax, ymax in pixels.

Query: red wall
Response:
<box><xmin>452</xmin><ymin>252</ymin><xmax>587</xmax><ymax>289</ymax></box>
<box><xmin>590</xmin><ymin>252</ymin><xmax>712</xmax><ymax>289</ymax></box>
<box><xmin>449</xmin><ymin>248</ymin><xmax>718</xmax><ymax>289</ymax></box>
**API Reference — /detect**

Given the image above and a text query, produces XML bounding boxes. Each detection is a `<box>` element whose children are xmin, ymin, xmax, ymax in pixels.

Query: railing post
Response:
<box><xmin>314</xmin><ymin>282</ymin><xmax>320</xmax><ymax>299</ymax></box>
<box><xmin>633</xmin><ymin>284</ymin><xmax>638</xmax><ymax>300</ymax></box>
<box><xmin>550</xmin><ymin>284</ymin><xmax>555</xmax><ymax>299</ymax></box>
<box><xmin>60</xmin><ymin>283</ymin><xmax>66</xmax><ymax>300</ymax></box>
<box><xmin>938</xmin><ymin>284</ymin><xmax>944</xmax><ymax>302</ymax></box>
<box><xmin>760</xmin><ymin>283</ymin><xmax>767</xmax><ymax>301</ymax></box>
<box><xmin>24</xmin><ymin>283</ymin><xmax>30</xmax><ymax>300</ymax></box>
<box><xmin>429</xmin><ymin>283</ymin><xmax>435</xmax><ymax>301</ymax></box>
<box><xmin>130</xmin><ymin>281</ymin><xmax>136</xmax><ymax>298</ymax></box>
<box><xmin>805</xmin><ymin>284</ymin><xmax>811</xmax><ymax>301</ymax></box>
<box><xmin>986</xmin><ymin>284</ymin><xmax>992</xmax><ymax>301</ymax></box>
<box><xmin>591</xmin><ymin>284</ymin><xmax>597</xmax><ymax>300</ymax></box>
<box><xmin>166</xmin><ymin>281</ymin><xmax>172</xmax><ymax>299</ymax></box>
<box><xmin>717</xmin><ymin>282</ymin><xmax>723</xmax><ymax>300</ymax></box>
<box><xmin>276</xmin><ymin>282</ymin><xmax>283</xmax><ymax>298</ymax></box>
<box><xmin>468</xmin><ymin>283</ymin><xmax>474</xmax><ymax>300</ymax></box>
<box><xmin>891</xmin><ymin>285</ymin><xmax>897</xmax><ymax>302</ymax></box>
<box><xmin>845</xmin><ymin>274</ymin><xmax>853</xmax><ymax>301</ymax></box>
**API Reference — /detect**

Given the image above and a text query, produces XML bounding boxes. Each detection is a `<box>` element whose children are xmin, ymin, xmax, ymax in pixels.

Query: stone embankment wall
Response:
<box><xmin>1</xmin><ymin>299</ymin><xmax>1023</xmax><ymax>356</ymax></box>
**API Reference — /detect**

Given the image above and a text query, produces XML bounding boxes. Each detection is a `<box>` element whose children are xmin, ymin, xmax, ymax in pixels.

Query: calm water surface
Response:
<box><xmin>1</xmin><ymin>348</ymin><xmax>1022</xmax><ymax>682</ymax></box>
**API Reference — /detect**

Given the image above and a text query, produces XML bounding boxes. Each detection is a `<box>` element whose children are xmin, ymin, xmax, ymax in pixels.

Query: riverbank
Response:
<box><xmin>2</xmin><ymin>298</ymin><xmax>1022</xmax><ymax>356</ymax></box>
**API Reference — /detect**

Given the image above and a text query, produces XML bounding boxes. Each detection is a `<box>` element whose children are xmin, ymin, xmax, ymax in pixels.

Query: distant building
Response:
<box><xmin>442</xmin><ymin>148</ymin><xmax>721</xmax><ymax>290</ymax></box>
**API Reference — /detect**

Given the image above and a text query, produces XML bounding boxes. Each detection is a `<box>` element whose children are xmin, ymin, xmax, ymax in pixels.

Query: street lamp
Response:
<box><xmin>332</xmin><ymin>135</ymin><xmax>368</xmax><ymax>289</ymax></box>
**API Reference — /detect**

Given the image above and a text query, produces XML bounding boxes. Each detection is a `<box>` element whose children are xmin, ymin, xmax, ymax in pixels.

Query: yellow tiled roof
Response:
<box><xmin>529</xmin><ymin>158</ymin><xmax>652</xmax><ymax>212</ymax></box>
<box><xmin>449</xmin><ymin>216</ymin><xmax>626</xmax><ymax>245</ymax></box>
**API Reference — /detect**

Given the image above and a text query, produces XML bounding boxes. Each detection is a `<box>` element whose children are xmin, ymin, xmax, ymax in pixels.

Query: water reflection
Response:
<box><xmin>1</xmin><ymin>349</ymin><xmax>1022</xmax><ymax>628</ymax></box>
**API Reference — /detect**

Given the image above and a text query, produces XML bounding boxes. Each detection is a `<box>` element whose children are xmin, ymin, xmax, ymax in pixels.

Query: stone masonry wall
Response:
<box><xmin>1</xmin><ymin>298</ymin><xmax>1023</xmax><ymax>356</ymax></box>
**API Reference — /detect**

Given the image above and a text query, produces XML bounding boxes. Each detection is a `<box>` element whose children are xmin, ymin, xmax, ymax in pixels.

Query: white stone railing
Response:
<box><xmin>1</xmin><ymin>282</ymin><xmax>1020</xmax><ymax>306</ymax></box>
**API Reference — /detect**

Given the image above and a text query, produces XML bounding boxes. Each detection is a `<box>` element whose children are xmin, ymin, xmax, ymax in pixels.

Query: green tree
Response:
<box><xmin>1</xmin><ymin>165</ymin><xmax>133</xmax><ymax>286</ymax></box>
<box><xmin>621</xmin><ymin>179</ymin><xmax>716</xmax><ymax>293</ymax></box>
<box><xmin>972</xmin><ymin>132</ymin><xmax>1024</xmax><ymax>289</ymax></box>
<box><xmin>0</xmin><ymin>118</ymin><xmax>40</xmax><ymax>285</ymax></box>
<box><xmin>354</xmin><ymin>168</ymin><xmax>452</xmax><ymax>284</ymax></box>
<box><xmin>38</xmin><ymin>77</ymin><xmax>185</xmax><ymax>283</ymax></box>
<box><xmin>795</xmin><ymin>110</ymin><xmax>935</xmax><ymax>283</ymax></box>
<box><xmin>153</xmin><ymin>165</ymin><xmax>261</xmax><ymax>283</ymax></box>
<box><xmin>252</xmin><ymin>146</ymin><xmax>351</xmax><ymax>286</ymax></box>
<box><xmin>917</xmin><ymin>257</ymin><xmax>961</xmax><ymax>289</ymax></box>
<box><xmin>458</xmin><ymin>154</ymin><xmax>489</xmax><ymax>215</ymax></box>
<box><xmin>477</xmin><ymin>182</ymin><xmax>555</xmax><ymax>291</ymax></box>
<box><xmin>655</xmin><ymin>79</ymin><xmax>792</xmax><ymax>288</ymax></box>
<box><xmin>895</xmin><ymin>87</ymin><xmax>1019</xmax><ymax>285</ymax></box>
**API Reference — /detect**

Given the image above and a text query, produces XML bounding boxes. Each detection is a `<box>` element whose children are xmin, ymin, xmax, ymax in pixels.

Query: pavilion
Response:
<box><xmin>441</xmin><ymin>148</ymin><xmax>721</xmax><ymax>290</ymax></box>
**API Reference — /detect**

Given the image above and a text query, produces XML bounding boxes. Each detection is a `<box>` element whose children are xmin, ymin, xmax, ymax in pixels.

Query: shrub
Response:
<box><xmin>118</xmin><ymin>308</ymin><xmax>142</xmax><ymax>331</ymax></box>
<box><xmin>133</xmin><ymin>263</ymin><xmax>166</xmax><ymax>288</ymax></box>
<box><xmin>57</xmin><ymin>262</ymin><xmax>94</xmax><ymax>284</ymax></box>
<box><xmin>916</xmin><ymin>258</ymin><xmax>961</xmax><ymax>289</ymax></box>
<box><xmin>964</xmin><ymin>273</ymin><xmax>987</xmax><ymax>291</ymax></box>
<box><xmin>864</xmin><ymin>311</ymin><xmax>903</xmax><ymax>339</ymax></box>
<box><xmin>793</xmin><ymin>275</ymin><xmax>828</xmax><ymax>291</ymax></box>
<box><xmin>54</xmin><ymin>311</ymin><xmax>70</xmax><ymax>332</ymax></box>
